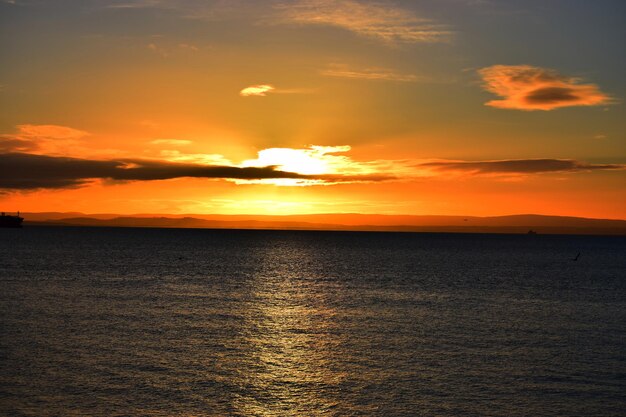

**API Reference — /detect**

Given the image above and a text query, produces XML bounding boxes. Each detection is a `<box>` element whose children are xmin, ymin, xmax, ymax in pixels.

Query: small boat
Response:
<box><xmin>527</xmin><ymin>229</ymin><xmax>537</xmax><ymax>235</ymax></box>
<box><xmin>0</xmin><ymin>212</ymin><xmax>24</xmax><ymax>228</ymax></box>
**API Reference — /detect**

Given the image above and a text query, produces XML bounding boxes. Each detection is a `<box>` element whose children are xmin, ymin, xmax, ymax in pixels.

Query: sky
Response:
<box><xmin>1</xmin><ymin>0</ymin><xmax>625</xmax><ymax>218</ymax></box>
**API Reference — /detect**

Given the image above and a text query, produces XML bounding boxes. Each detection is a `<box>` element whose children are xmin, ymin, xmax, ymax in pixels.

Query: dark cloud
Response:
<box><xmin>525</xmin><ymin>87</ymin><xmax>580</xmax><ymax>104</ymax></box>
<box><xmin>0</xmin><ymin>137</ymin><xmax>38</xmax><ymax>153</ymax></box>
<box><xmin>0</xmin><ymin>152</ymin><xmax>392</xmax><ymax>190</ymax></box>
<box><xmin>0</xmin><ymin>152</ymin><xmax>311</xmax><ymax>190</ymax></box>
<box><xmin>317</xmin><ymin>173</ymin><xmax>396</xmax><ymax>183</ymax></box>
<box><xmin>419</xmin><ymin>159</ymin><xmax>625</xmax><ymax>174</ymax></box>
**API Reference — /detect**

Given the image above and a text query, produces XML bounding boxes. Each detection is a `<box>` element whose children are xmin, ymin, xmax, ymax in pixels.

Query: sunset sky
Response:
<box><xmin>1</xmin><ymin>0</ymin><xmax>624</xmax><ymax>218</ymax></box>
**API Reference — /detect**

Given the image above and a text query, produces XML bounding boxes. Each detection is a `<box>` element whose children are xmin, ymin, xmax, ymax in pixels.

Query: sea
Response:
<box><xmin>1</xmin><ymin>226</ymin><xmax>625</xmax><ymax>416</ymax></box>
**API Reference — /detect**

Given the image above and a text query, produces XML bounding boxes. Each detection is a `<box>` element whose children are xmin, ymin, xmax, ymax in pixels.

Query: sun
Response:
<box><xmin>242</xmin><ymin>147</ymin><xmax>331</xmax><ymax>175</ymax></box>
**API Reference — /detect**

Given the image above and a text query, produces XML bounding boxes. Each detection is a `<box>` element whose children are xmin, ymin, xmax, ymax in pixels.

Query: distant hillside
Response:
<box><xmin>21</xmin><ymin>212</ymin><xmax>626</xmax><ymax>235</ymax></box>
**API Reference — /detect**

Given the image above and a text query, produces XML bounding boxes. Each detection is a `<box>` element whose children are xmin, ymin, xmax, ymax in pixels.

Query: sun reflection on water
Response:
<box><xmin>232</xmin><ymin>242</ymin><xmax>345</xmax><ymax>416</ymax></box>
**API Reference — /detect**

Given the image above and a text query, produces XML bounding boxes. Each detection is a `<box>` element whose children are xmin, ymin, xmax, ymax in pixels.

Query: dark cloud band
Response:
<box><xmin>2</xmin><ymin>152</ymin><xmax>621</xmax><ymax>191</ymax></box>
<box><xmin>0</xmin><ymin>152</ymin><xmax>310</xmax><ymax>190</ymax></box>
<box><xmin>419</xmin><ymin>159</ymin><xmax>625</xmax><ymax>174</ymax></box>
<box><xmin>0</xmin><ymin>152</ymin><xmax>393</xmax><ymax>190</ymax></box>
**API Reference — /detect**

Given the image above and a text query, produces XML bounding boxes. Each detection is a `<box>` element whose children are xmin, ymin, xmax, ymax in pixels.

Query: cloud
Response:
<box><xmin>0</xmin><ymin>124</ymin><xmax>89</xmax><ymax>154</ymax></box>
<box><xmin>242</xmin><ymin>145</ymin><xmax>353</xmax><ymax>175</ymax></box>
<box><xmin>0</xmin><ymin>152</ymin><xmax>312</xmax><ymax>190</ymax></box>
<box><xmin>0</xmin><ymin>137</ymin><xmax>37</xmax><ymax>153</ymax></box>
<box><xmin>105</xmin><ymin>0</ymin><xmax>165</xmax><ymax>9</ymax></box>
<box><xmin>178</xmin><ymin>43</ymin><xmax>199</xmax><ymax>51</ymax></box>
<box><xmin>478</xmin><ymin>65</ymin><xmax>612</xmax><ymax>111</ymax></box>
<box><xmin>320</xmin><ymin>64</ymin><xmax>421</xmax><ymax>82</ymax></box>
<box><xmin>3</xmin><ymin>141</ymin><xmax>622</xmax><ymax>191</ymax></box>
<box><xmin>103</xmin><ymin>0</ymin><xmax>250</xmax><ymax>20</ymax></box>
<box><xmin>240</xmin><ymin>84</ymin><xmax>275</xmax><ymax>97</ymax></box>
<box><xmin>418</xmin><ymin>159</ymin><xmax>625</xmax><ymax>175</ymax></box>
<box><xmin>159</xmin><ymin>150</ymin><xmax>232</xmax><ymax>165</ymax></box>
<box><xmin>147</xmin><ymin>41</ymin><xmax>200</xmax><ymax>57</ymax></box>
<box><xmin>239</xmin><ymin>84</ymin><xmax>312</xmax><ymax>97</ymax></box>
<box><xmin>0</xmin><ymin>151</ymin><xmax>393</xmax><ymax>190</ymax></box>
<box><xmin>147</xmin><ymin>42</ymin><xmax>169</xmax><ymax>57</ymax></box>
<box><xmin>15</xmin><ymin>124</ymin><xmax>88</xmax><ymax>139</ymax></box>
<box><xmin>275</xmin><ymin>0</ymin><xmax>452</xmax><ymax>44</ymax></box>
<box><xmin>238</xmin><ymin>145</ymin><xmax>400</xmax><ymax>185</ymax></box>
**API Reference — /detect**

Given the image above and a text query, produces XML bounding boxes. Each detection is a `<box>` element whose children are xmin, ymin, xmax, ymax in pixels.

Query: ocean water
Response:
<box><xmin>0</xmin><ymin>227</ymin><xmax>625</xmax><ymax>416</ymax></box>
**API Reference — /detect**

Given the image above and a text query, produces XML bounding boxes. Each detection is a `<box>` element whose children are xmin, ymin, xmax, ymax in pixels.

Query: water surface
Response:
<box><xmin>1</xmin><ymin>227</ymin><xmax>625</xmax><ymax>416</ymax></box>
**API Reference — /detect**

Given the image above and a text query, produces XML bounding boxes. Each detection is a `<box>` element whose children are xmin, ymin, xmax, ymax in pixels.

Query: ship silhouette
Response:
<box><xmin>0</xmin><ymin>212</ymin><xmax>24</xmax><ymax>228</ymax></box>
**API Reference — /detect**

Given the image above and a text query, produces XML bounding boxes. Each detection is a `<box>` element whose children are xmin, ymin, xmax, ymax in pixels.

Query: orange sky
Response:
<box><xmin>1</xmin><ymin>1</ymin><xmax>624</xmax><ymax>219</ymax></box>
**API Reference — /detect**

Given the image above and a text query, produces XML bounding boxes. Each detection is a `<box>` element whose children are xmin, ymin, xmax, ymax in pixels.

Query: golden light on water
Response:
<box><xmin>233</xmin><ymin>244</ymin><xmax>344</xmax><ymax>415</ymax></box>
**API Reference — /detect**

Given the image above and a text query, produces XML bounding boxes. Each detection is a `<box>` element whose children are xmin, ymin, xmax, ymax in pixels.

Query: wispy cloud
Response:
<box><xmin>105</xmin><ymin>0</ymin><xmax>165</xmax><ymax>9</ymax></box>
<box><xmin>320</xmin><ymin>63</ymin><xmax>422</xmax><ymax>82</ymax></box>
<box><xmin>147</xmin><ymin>42</ymin><xmax>169</xmax><ymax>57</ymax></box>
<box><xmin>478</xmin><ymin>65</ymin><xmax>612</xmax><ymax>111</ymax></box>
<box><xmin>275</xmin><ymin>0</ymin><xmax>452</xmax><ymax>44</ymax></box>
<box><xmin>240</xmin><ymin>84</ymin><xmax>275</xmax><ymax>97</ymax></box>
<box><xmin>147</xmin><ymin>41</ymin><xmax>200</xmax><ymax>57</ymax></box>
<box><xmin>418</xmin><ymin>159</ymin><xmax>625</xmax><ymax>175</ymax></box>
<box><xmin>0</xmin><ymin>124</ymin><xmax>89</xmax><ymax>154</ymax></box>
<box><xmin>103</xmin><ymin>0</ymin><xmax>250</xmax><ymax>20</ymax></box>
<box><xmin>239</xmin><ymin>84</ymin><xmax>312</xmax><ymax>97</ymax></box>
<box><xmin>158</xmin><ymin>150</ymin><xmax>233</xmax><ymax>165</ymax></box>
<box><xmin>15</xmin><ymin>124</ymin><xmax>88</xmax><ymax>140</ymax></box>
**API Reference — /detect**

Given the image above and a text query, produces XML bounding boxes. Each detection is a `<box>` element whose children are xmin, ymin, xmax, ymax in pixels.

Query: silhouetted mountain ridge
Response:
<box><xmin>20</xmin><ymin>212</ymin><xmax>626</xmax><ymax>235</ymax></box>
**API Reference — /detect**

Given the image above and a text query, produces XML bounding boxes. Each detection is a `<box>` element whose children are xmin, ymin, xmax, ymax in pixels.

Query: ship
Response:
<box><xmin>0</xmin><ymin>212</ymin><xmax>24</xmax><ymax>228</ymax></box>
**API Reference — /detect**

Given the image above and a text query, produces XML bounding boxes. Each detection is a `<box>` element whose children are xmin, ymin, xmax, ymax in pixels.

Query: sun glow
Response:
<box><xmin>241</xmin><ymin>145</ymin><xmax>351</xmax><ymax>175</ymax></box>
